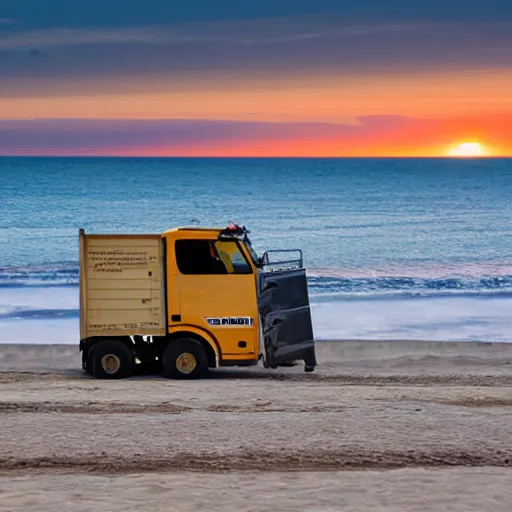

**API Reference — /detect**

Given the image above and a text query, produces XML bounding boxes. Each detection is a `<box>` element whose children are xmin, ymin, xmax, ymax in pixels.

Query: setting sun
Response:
<box><xmin>447</xmin><ymin>142</ymin><xmax>487</xmax><ymax>158</ymax></box>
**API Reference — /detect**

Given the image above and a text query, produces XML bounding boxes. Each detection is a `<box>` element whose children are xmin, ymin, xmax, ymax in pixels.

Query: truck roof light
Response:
<box><xmin>219</xmin><ymin>223</ymin><xmax>249</xmax><ymax>240</ymax></box>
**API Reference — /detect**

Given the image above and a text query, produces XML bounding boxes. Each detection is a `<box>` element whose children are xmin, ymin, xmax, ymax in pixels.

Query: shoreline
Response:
<box><xmin>2</xmin><ymin>339</ymin><xmax>512</xmax><ymax>373</ymax></box>
<box><xmin>3</xmin><ymin>289</ymin><xmax>512</xmax><ymax>343</ymax></box>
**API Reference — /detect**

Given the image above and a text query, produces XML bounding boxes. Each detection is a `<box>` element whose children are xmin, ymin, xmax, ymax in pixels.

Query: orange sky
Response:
<box><xmin>3</xmin><ymin>68</ymin><xmax>512</xmax><ymax>156</ymax></box>
<box><xmin>3</xmin><ymin>69</ymin><xmax>512</xmax><ymax>121</ymax></box>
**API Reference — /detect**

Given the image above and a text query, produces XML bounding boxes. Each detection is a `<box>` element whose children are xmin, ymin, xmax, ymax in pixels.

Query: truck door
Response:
<box><xmin>175</xmin><ymin>238</ymin><xmax>259</xmax><ymax>357</ymax></box>
<box><xmin>258</xmin><ymin>268</ymin><xmax>317</xmax><ymax>369</ymax></box>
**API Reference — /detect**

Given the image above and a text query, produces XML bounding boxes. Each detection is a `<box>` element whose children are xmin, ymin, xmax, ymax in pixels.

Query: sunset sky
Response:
<box><xmin>1</xmin><ymin>0</ymin><xmax>512</xmax><ymax>156</ymax></box>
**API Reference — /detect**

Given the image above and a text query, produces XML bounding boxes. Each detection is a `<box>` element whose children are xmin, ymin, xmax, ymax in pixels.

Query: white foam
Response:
<box><xmin>0</xmin><ymin>318</ymin><xmax>78</xmax><ymax>344</ymax></box>
<box><xmin>311</xmin><ymin>297</ymin><xmax>512</xmax><ymax>342</ymax></box>
<box><xmin>0</xmin><ymin>287</ymin><xmax>79</xmax><ymax>343</ymax></box>
<box><xmin>0</xmin><ymin>286</ymin><xmax>78</xmax><ymax>316</ymax></box>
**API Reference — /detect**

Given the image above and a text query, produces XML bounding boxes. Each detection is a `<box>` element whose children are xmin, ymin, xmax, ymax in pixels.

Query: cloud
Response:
<box><xmin>488</xmin><ymin>45</ymin><xmax>512</xmax><ymax>54</ymax></box>
<box><xmin>0</xmin><ymin>18</ymin><xmax>419</xmax><ymax>50</ymax></box>
<box><xmin>1</xmin><ymin>115</ymin><xmax>511</xmax><ymax>156</ymax></box>
<box><xmin>0</xmin><ymin>17</ymin><xmax>16</xmax><ymax>24</ymax></box>
<box><xmin>0</xmin><ymin>27</ymin><xmax>207</xmax><ymax>49</ymax></box>
<box><xmin>1</xmin><ymin>16</ymin><xmax>512</xmax><ymax>102</ymax></box>
<box><xmin>0</xmin><ymin>118</ymin><xmax>362</xmax><ymax>150</ymax></box>
<box><xmin>1</xmin><ymin>15</ymin><xmax>511</xmax><ymax>81</ymax></box>
<box><xmin>0</xmin><ymin>117</ymin><xmax>402</xmax><ymax>152</ymax></box>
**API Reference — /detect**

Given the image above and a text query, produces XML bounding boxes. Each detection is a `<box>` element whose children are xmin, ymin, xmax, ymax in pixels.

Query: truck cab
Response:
<box><xmin>79</xmin><ymin>224</ymin><xmax>317</xmax><ymax>379</ymax></box>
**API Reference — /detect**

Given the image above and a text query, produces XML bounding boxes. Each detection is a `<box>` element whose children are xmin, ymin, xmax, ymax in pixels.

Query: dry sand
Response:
<box><xmin>0</xmin><ymin>340</ymin><xmax>512</xmax><ymax>511</ymax></box>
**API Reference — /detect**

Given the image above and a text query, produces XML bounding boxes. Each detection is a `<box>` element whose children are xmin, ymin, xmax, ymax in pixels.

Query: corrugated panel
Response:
<box><xmin>81</xmin><ymin>234</ymin><xmax>166</xmax><ymax>337</ymax></box>
<box><xmin>87</xmin><ymin>289</ymin><xmax>162</xmax><ymax>300</ymax></box>
<box><xmin>87</xmin><ymin>279</ymin><xmax>161</xmax><ymax>290</ymax></box>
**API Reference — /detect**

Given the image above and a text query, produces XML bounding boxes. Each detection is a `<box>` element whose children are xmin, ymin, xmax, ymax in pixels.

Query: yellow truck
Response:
<box><xmin>79</xmin><ymin>223</ymin><xmax>317</xmax><ymax>379</ymax></box>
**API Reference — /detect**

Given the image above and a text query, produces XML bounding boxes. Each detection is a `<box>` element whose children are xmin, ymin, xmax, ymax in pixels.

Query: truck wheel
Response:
<box><xmin>162</xmin><ymin>339</ymin><xmax>208</xmax><ymax>379</ymax></box>
<box><xmin>92</xmin><ymin>341</ymin><xmax>133</xmax><ymax>379</ymax></box>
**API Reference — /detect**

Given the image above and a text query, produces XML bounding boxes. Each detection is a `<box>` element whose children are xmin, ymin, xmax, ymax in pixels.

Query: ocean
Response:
<box><xmin>1</xmin><ymin>156</ymin><xmax>512</xmax><ymax>344</ymax></box>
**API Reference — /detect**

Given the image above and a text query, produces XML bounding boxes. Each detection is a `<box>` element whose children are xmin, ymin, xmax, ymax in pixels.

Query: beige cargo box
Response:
<box><xmin>79</xmin><ymin>230</ymin><xmax>166</xmax><ymax>339</ymax></box>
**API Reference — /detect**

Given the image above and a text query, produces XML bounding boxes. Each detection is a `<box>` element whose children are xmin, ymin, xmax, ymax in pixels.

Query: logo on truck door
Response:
<box><xmin>205</xmin><ymin>317</ymin><xmax>254</xmax><ymax>327</ymax></box>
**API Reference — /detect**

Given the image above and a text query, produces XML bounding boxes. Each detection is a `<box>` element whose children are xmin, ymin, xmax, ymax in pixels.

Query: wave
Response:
<box><xmin>0</xmin><ymin>263</ymin><xmax>79</xmax><ymax>287</ymax></box>
<box><xmin>308</xmin><ymin>275</ymin><xmax>512</xmax><ymax>299</ymax></box>
<box><xmin>0</xmin><ymin>308</ymin><xmax>79</xmax><ymax>320</ymax></box>
<box><xmin>2</xmin><ymin>262</ymin><xmax>512</xmax><ymax>299</ymax></box>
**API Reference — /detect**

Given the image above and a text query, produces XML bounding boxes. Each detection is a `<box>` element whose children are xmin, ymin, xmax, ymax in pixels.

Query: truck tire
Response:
<box><xmin>92</xmin><ymin>340</ymin><xmax>133</xmax><ymax>379</ymax></box>
<box><xmin>162</xmin><ymin>339</ymin><xmax>208</xmax><ymax>379</ymax></box>
<box><xmin>84</xmin><ymin>348</ymin><xmax>94</xmax><ymax>376</ymax></box>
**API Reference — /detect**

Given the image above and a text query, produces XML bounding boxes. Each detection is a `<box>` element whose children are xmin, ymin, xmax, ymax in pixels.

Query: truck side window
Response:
<box><xmin>175</xmin><ymin>240</ymin><xmax>252</xmax><ymax>275</ymax></box>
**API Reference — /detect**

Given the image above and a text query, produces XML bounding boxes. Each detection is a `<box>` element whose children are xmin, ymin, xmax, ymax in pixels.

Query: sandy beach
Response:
<box><xmin>1</xmin><ymin>340</ymin><xmax>512</xmax><ymax>511</ymax></box>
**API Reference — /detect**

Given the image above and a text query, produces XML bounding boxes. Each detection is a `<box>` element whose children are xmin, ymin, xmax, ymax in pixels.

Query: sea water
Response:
<box><xmin>1</xmin><ymin>157</ymin><xmax>511</xmax><ymax>343</ymax></box>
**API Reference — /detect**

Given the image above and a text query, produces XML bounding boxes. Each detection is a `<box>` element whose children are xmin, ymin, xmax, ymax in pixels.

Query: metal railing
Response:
<box><xmin>260</xmin><ymin>249</ymin><xmax>303</xmax><ymax>272</ymax></box>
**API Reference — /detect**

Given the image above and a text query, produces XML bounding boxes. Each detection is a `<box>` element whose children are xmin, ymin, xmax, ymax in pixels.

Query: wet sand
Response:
<box><xmin>1</xmin><ymin>340</ymin><xmax>512</xmax><ymax>511</ymax></box>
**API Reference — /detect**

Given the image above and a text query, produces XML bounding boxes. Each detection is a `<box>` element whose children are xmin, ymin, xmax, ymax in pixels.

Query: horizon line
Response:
<box><xmin>1</xmin><ymin>154</ymin><xmax>511</xmax><ymax>159</ymax></box>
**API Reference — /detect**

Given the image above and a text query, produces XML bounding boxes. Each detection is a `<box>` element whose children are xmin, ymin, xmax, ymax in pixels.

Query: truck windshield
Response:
<box><xmin>244</xmin><ymin>239</ymin><xmax>261</xmax><ymax>267</ymax></box>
